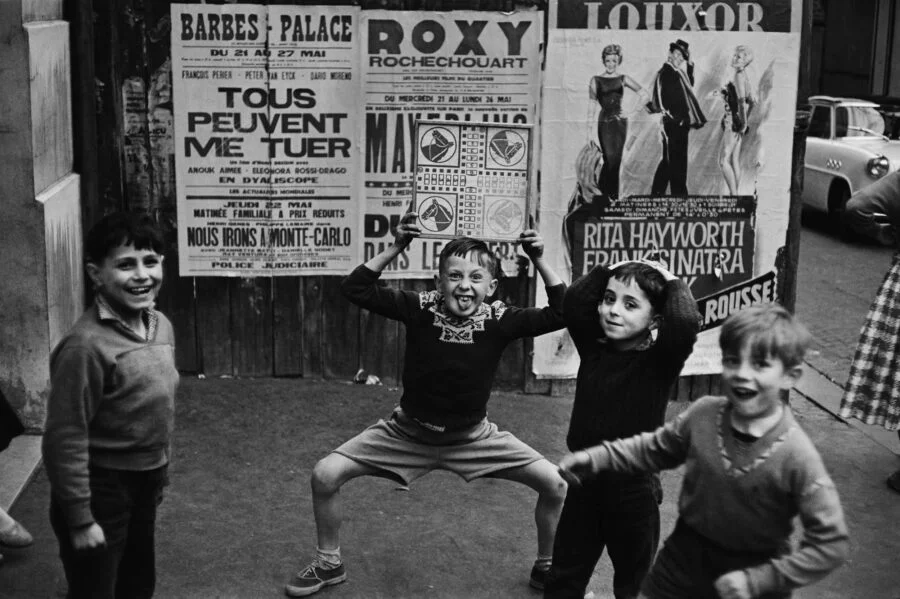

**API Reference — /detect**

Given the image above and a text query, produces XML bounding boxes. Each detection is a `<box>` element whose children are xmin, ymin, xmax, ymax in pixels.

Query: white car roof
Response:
<box><xmin>808</xmin><ymin>95</ymin><xmax>879</xmax><ymax>108</ymax></box>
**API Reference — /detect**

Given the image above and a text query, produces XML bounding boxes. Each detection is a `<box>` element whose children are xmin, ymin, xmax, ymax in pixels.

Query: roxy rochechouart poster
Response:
<box><xmin>534</xmin><ymin>0</ymin><xmax>802</xmax><ymax>377</ymax></box>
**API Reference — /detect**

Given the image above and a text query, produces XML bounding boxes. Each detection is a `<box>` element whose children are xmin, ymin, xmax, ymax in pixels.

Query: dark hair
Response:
<box><xmin>718</xmin><ymin>303</ymin><xmax>811</xmax><ymax>368</ymax></box>
<box><xmin>609</xmin><ymin>262</ymin><xmax>668</xmax><ymax>313</ymax></box>
<box><xmin>602</xmin><ymin>44</ymin><xmax>623</xmax><ymax>63</ymax></box>
<box><xmin>438</xmin><ymin>237</ymin><xmax>500</xmax><ymax>280</ymax></box>
<box><xmin>84</xmin><ymin>211</ymin><xmax>165</xmax><ymax>264</ymax></box>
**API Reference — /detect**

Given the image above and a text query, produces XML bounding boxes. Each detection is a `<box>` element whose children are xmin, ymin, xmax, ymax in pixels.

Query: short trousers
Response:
<box><xmin>642</xmin><ymin>519</ymin><xmax>791</xmax><ymax>599</ymax></box>
<box><xmin>332</xmin><ymin>407</ymin><xmax>544</xmax><ymax>485</ymax></box>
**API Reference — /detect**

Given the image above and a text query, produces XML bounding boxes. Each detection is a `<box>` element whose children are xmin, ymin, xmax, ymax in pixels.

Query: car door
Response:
<box><xmin>803</xmin><ymin>104</ymin><xmax>839</xmax><ymax>212</ymax></box>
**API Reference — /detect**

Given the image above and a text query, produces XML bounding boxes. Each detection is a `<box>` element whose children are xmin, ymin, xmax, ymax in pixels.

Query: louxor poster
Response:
<box><xmin>534</xmin><ymin>0</ymin><xmax>802</xmax><ymax>376</ymax></box>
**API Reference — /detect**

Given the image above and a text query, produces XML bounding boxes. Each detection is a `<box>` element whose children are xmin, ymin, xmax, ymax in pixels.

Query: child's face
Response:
<box><xmin>598</xmin><ymin>276</ymin><xmax>659</xmax><ymax>350</ymax></box>
<box><xmin>721</xmin><ymin>344</ymin><xmax>801</xmax><ymax>420</ymax></box>
<box><xmin>87</xmin><ymin>243</ymin><xmax>164</xmax><ymax>320</ymax></box>
<box><xmin>434</xmin><ymin>252</ymin><xmax>498</xmax><ymax>318</ymax></box>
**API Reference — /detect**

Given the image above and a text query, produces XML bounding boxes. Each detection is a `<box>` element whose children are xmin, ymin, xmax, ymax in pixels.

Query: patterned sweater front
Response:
<box><xmin>342</xmin><ymin>265</ymin><xmax>566</xmax><ymax>432</ymax></box>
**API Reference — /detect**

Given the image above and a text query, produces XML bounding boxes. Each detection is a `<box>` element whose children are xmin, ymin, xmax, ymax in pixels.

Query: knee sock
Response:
<box><xmin>534</xmin><ymin>555</ymin><xmax>552</xmax><ymax>571</ymax></box>
<box><xmin>316</xmin><ymin>546</ymin><xmax>342</xmax><ymax>568</ymax></box>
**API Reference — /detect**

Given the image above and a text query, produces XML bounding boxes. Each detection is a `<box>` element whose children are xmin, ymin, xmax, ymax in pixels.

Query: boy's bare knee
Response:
<box><xmin>311</xmin><ymin>454</ymin><xmax>345</xmax><ymax>495</ymax></box>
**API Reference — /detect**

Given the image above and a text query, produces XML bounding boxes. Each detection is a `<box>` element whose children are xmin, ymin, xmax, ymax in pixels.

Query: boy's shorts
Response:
<box><xmin>642</xmin><ymin>519</ymin><xmax>791</xmax><ymax>599</ymax></box>
<box><xmin>332</xmin><ymin>407</ymin><xmax>544</xmax><ymax>486</ymax></box>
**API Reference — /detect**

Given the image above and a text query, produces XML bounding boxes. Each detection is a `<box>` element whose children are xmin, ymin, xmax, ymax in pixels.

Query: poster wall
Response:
<box><xmin>535</xmin><ymin>0</ymin><xmax>802</xmax><ymax>376</ymax></box>
<box><xmin>361</xmin><ymin>10</ymin><xmax>543</xmax><ymax>277</ymax></box>
<box><xmin>171</xmin><ymin>4</ymin><xmax>362</xmax><ymax>275</ymax></box>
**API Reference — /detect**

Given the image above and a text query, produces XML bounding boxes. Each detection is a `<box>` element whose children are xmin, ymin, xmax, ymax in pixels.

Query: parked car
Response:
<box><xmin>802</xmin><ymin>96</ymin><xmax>900</xmax><ymax>227</ymax></box>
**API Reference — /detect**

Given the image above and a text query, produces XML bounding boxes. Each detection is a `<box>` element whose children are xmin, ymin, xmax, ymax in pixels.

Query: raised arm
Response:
<box><xmin>651</xmin><ymin>263</ymin><xmax>700</xmax><ymax>370</ymax></box>
<box><xmin>563</xmin><ymin>264</ymin><xmax>612</xmax><ymax>351</ymax></box>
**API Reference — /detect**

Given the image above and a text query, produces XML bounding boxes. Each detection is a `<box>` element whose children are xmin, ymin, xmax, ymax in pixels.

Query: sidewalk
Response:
<box><xmin>1</xmin><ymin>374</ymin><xmax>899</xmax><ymax>599</ymax></box>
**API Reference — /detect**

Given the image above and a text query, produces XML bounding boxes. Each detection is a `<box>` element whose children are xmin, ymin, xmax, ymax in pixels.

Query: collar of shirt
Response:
<box><xmin>95</xmin><ymin>294</ymin><xmax>158</xmax><ymax>341</ymax></box>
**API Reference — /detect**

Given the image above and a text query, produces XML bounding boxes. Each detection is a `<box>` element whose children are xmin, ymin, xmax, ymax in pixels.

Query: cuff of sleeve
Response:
<box><xmin>585</xmin><ymin>445</ymin><xmax>611</xmax><ymax>474</ymax></box>
<box><xmin>64</xmin><ymin>500</ymin><xmax>95</xmax><ymax>529</ymax></box>
<box><xmin>745</xmin><ymin>563</ymin><xmax>783</xmax><ymax>597</ymax></box>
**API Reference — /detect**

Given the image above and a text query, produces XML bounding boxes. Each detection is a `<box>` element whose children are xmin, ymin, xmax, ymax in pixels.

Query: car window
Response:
<box><xmin>836</xmin><ymin>105</ymin><xmax>885</xmax><ymax>138</ymax></box>
<box><xmin>808</xmin><ymin>106</ymin><xmax>831</xmax><ymax>138</ymax></box>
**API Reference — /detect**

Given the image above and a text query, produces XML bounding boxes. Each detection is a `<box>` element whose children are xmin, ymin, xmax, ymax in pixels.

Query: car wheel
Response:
<box><xmin>827</xmin><ymin>183</ymin><xmax>853</xmax><ymax>237</ymax></box>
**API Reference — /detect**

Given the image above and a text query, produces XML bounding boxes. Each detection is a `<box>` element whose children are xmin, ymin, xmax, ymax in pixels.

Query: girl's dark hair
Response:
<box><xmin>84</xmin><ymin>212</ymin><xmax>165</xmax><ymax>264</ymax></box>
<box><xmin>719</xmin><ymin>303</ymin><xmax>810</xmax><ymax>368</ymax></box>
<box><xmin>438</xmin><ymin>237</ymin><xmax>500</xmax><ymax>279</ymax></box>
<box><xmin>609</xmin><ymin>262</ymin><xmax>668</xmax><ymax>313</ymax></box>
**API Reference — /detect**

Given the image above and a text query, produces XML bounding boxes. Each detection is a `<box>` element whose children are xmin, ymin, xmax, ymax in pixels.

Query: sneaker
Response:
<box><xmin>529</xmin><ymin>564</ymin><xmax>549</xmax><ymax>591</ymax></box>
<box><xmin>285</xmin><ymin>560</ymin><xmax>346</xmax><ymax>597</ymax></box>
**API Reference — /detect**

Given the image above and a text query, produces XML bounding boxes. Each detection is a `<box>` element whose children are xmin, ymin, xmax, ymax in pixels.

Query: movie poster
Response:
<box><xmin>171</xmin><ymin>4</ymin><xmax>362</xmax><ymax>276</ymax></box>
<box><xmin>361</xmin><ymin>10</ymin><xmax>543</xmax><ymax>277</ymax></box>
<box><xmin>535</xmin><ymin>0</ymin><xmax>802</xmax><ymax>376</ymax></box>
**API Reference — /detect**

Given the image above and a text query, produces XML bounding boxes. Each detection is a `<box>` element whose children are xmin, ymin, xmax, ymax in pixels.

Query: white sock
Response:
<box><xmin>316</xmin><ymin>546</ymin><xmax>342</xmax><ymax>568</ymax></box>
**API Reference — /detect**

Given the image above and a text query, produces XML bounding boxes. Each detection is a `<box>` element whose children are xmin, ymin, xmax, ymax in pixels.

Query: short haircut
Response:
<box><xmin>734</xmin><ymin>45</ymin><xmax>754</xmax><ymax>67</ymax></box>
<box><xmin>438</xmin><ymin>237</ymin><xmax>500</xmax><ymax>280</ymax></box>
<box><xmin>85</xmin><ymin>211</ymin><xmax>165</xmax><ymax>264</ymax></box>
<box><xmin>602</xmin><ymin>44</ymin><xmax>623</xmax><ymax>63</ymax></box>
<box><xmin>609</xmin><ymin>262</ymin><xmax>668</xmax><ymax>314</ymax></box>
<box><xmin>718</xmin><ymin>303</ymin><xmax>810</xmax><ymax>368</ymax></box>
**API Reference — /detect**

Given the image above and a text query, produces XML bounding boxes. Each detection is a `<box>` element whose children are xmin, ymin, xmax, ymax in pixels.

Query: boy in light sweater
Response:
<box><xmin>43</xmin><ymin>212</ymin><xmax>179</xmax><ymax>598</ymax></box>
<box><xmin>558</xmin><ymin>303</ymin><xmax>849</xmax><ymax>599</ymax></box>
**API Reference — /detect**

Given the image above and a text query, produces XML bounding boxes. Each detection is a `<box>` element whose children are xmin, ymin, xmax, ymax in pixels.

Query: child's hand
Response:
<box><xmin>394</xmin><ymin>212</ymin><xmax>421</xmax><ymax>249</ymax></box>
<box><xmin>713</xmin><ymin>570</ymin><xmax>752</xmax><ymax>599</ymax></box>
<box><xmin>639</xmin><ymin>258</ymin><xmax>678</xmax><ymax>282</ymax></box>
<box><xmin>875</xmin><ymin>222</ymin><xmax>897</xmax><ymax>247</ymax></box>
<box><xmin>518</xmin><ymin>229</ymin><xmax>545</xmax><ymax>261</ymax></box>
<box><xmin>71</xmin><ymin>522</ymin><xmax>106</xmax><ymax>551</ymax></box>
<box><xmin>557</xmin><ymin>450</ymin><xmax>594</xmax><ymax>487</ymax></box>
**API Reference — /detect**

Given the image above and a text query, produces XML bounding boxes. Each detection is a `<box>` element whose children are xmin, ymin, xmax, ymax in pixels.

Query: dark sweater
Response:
<box><xmin>43</xmin><ymin>303</ymin><xmax>179</xmax><ymax>528</ymax></box>
<box><xmin>563</xmin><ymin>265</ymin><xmax>700</xmax><ymax>451</ymax></box>
<box><xmin>341</xmin><ymin>265</ymin><xmax>566</xmax><ymax>432</ymax></box>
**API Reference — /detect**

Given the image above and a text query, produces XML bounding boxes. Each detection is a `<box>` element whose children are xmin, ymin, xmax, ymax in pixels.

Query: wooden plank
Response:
<box><xmin>322</xmin><ymin>276</ymin><xmax>359</xmax><ymax>381</ymax></box>
<box><xmin>359</xmin><ymin>279</ymin><xmax>402</xmax><ymax>386</ymax></box>
<box><xmin>230</xmin><ymin>278</ymin><xmax>273</xmax><ymax>377</ymax></box>
<box><xmin>195</xmin><ymin>278</ymin><xmax>233</xmax><ymax>376</ymax></box>
<box><xmin>156</xmin><ymin>250</ymin><xmax>199</xmax><ymax>372</ymax></box>
<box><xmin>273</xmin><ymin>277</ymin><xmax>303</xmax><ymax>376</ymax></box>
<box><xmin>302</xmin><ymin>276</ymin><xmax>325</xmax><ymax>378</ymax></box>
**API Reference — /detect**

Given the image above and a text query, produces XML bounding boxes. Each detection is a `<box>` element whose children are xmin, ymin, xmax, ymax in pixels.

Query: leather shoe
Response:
<box><xmin>0</xmin><ymin>520</ymin><xmax>33</xmax><ymax>548</ymax></box>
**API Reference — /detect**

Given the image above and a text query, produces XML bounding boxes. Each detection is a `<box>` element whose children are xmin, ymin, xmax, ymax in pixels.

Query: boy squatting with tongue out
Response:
<box><xmin>285</xmin><ymin>212</ymin><xmax>569</xmax><ymax>596</ymax></box>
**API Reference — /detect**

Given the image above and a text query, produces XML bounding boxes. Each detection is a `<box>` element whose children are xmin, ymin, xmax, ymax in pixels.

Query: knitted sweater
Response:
<box><xmin>43</xmin><ymin>303</ymin><xmax>179</xmax><ymax>528</ymax></box>
<box><xmin>341</xmin><ymin>265</ymin><xmax>566</xmax><ymax>432</ymax></box>
<box><xmin>584</xmin><ymin>396</ymin><xmax>850</xmax><ymax>596</ymax></box>
<box><xmin>563</xmin><ymin>265</ymin><xmax>700</xmax><ymax>450</ymax></box>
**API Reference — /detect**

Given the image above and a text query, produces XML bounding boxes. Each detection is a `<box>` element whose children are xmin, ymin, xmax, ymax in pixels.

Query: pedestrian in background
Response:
<box><xmin>43</xmin><ymin>212</ymin><xmax>179</xmax><ymax>598</ymax></box>
<box><xmin>840</xmin><ymin>171</ymin><xmax>900</xmax><ymax>494</ymax></box>
<box><xmin>0</xmin><ymin>389</ymin><xmax>34</xmax><ymax>565</ymax></box>
<box><xmin>544</xmin><ymin>259</ymin><xmax>700</xmax><ymax>599</ymax></box>
<box><xmin>558</xmin><ymin>304</ymin><xmax>849</xmax><ymax>599</ymax></box>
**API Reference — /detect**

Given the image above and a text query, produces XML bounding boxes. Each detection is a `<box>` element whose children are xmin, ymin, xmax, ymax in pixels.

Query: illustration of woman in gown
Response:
<box><xmin>719</xmin><ymin>45</ymin><xmax>756</xmax><ymax>195</ymax></box>
<box><xmin>588</xmin><ymin>44</ymin><xmax>648</xmax><ymax>199</ymax></box>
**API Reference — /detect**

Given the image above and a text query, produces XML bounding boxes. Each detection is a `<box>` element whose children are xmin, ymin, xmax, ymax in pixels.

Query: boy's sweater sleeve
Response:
<box><xmin>844</xmin><ymin>170</ymin><xmax>900</xmax><ymax>241</ymax></box>
<box><xmin>340</xmin><ymin>264</ymin><xmax>418</xmax><ymax>322</ymax></box>
<box><xmin>745</xmin><ymin>475</ymin><xmax>850</xmax><ymax>596</ymax></box>
<box><xmin>563</xmin><ymin>265</ymin><xmax>611</xmax><ymax>351</ymax></box>
<box><xmin>584</xmin><ymin>404</ymin><xmax>692</xmax><ymax>475</ymax></box>
<box><xmin>653</xmin><ymin>278</ymin><xmax>700</xmax><ymax>366</ymax></box>
<box><xmin>42</xmin><ymin>343</ymin><xmax>105</xmax><ymax>529</ymax></box>
<box><xmin>498</xmin><ymin>283</ymin><xmax>567</xmax><ymax>338</ymax></box>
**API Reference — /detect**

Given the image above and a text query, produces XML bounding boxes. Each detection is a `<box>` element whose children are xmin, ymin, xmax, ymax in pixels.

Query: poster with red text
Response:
<box><xmin>534</xmin><ymin>0</ymin><xmax>801</xmax><ymax>376</ymax></box>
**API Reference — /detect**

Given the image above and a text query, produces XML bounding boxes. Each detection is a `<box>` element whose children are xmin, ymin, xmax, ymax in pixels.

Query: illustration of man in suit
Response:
<box><xmin>646</xmin><ymin>39</ymin><xmax>707</xmax><ymax>195</ymax></box>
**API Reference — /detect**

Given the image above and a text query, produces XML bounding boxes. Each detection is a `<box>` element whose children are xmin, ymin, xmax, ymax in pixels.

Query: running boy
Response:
<box><xmin>43</xmin><ymin>212</ymin><xmax>179</xmax><ymax>598</ymax></box>
<box><xmin>558</xmin><ymin>303</ymin><xmax>850</xmax><ymax>599</ymax></box>
<box><xmin>285</xmin><ymin>213</ymin><xmax>568</xmax><ymax>597</ymax></box>
<box><xmin>545</xmin><ymin>259</ymin><xmax>700</xmax><ymax>598</ymax></box>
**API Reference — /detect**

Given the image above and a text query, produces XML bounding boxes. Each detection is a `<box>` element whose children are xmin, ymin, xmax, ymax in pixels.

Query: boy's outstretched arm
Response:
<box><xmin>364</xmin><ymin>212</ymin><xmax>421</xmax><ymax>273</ymax></box>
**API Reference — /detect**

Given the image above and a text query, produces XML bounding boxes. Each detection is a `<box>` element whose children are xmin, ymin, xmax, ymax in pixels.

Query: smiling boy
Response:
<box><xmin>545</xmin><ymin>260</ymin><xmax>700</xmax><ymax>598</ymax></box>
<box><xmin>285</xmin><ymin>213</ymin><xmax>568</xmax><ymax>596</ymax></box>
<box><xmin>557</xmin><ymin>304</ymin><xmax>849</xmax><ymax>599</ymax></box>
<box><xmin>43</xmin><ymin>212</ymin><xmax>179</xmax><ymax>598</ymax></box>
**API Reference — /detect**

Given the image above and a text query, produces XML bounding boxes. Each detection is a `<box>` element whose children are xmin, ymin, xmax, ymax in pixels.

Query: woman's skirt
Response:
<box><xmin>840</xmin><ymin>250</ymin><xmax>900</xmax><ymax>430</ymax></box>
